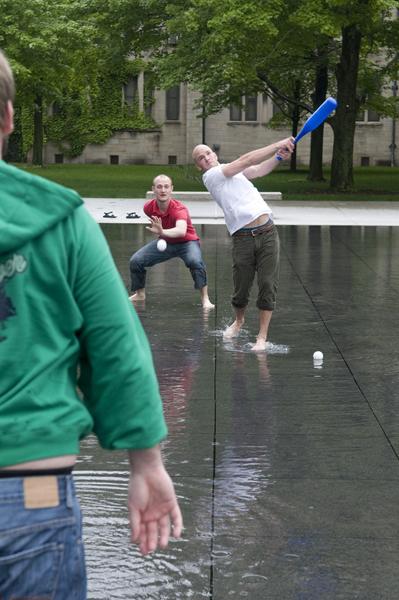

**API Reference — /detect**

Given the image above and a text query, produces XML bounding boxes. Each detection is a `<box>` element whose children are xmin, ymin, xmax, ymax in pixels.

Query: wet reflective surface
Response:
<box><xmin>76</xmin><ymin>224</ymin><xmax>399</xmax><ymax>599</ymax></box>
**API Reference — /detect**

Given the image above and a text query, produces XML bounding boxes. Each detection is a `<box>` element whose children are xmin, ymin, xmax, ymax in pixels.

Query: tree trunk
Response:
<box><xmin>330</xmin><ymin>25</ymin><xmax>362</xmax><ymax>191</ymax></box>
<box><xmin>308</xmin><ymin>53</ymin><xmax>329</xmax><ymax>181</ymax></box>
<box><xmin>4</xmin><ymin>106</ymin><xmax>25</xmax><ymax>162</ymax></box>
<box><xmin>289</xmin><ymin>80</ymin><xmax>301</xmax><ymax>172</ymax></box>
<box><xmin>32</xmin><ymin>96</ymin><xmax>43</xmax><ymax>166</ymax></box>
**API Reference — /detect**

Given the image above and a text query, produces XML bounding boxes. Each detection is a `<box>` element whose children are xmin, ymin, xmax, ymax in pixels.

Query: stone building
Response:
<box><xmin>43</xmin><ymin>78</ymin><xmax>398</xmax><ymax>168</ymax></box>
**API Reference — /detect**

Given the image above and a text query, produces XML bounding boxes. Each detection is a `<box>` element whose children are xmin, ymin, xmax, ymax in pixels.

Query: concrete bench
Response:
<box><xmin>145</xmin><ymin>191</ymin><xmax>281</xmax><ymax>219</ymax></box>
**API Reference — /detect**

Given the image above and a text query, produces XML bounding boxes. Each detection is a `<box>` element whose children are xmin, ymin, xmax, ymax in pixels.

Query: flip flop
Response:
<box><xmin>103</xmin><ymin>211</ymin><xmax>117</xmax><ymax>218</ymax></box>
<box><xmin>126</xmin><ymin>212</ymin><xmax>140</xmax><ymax>219</ymax></box>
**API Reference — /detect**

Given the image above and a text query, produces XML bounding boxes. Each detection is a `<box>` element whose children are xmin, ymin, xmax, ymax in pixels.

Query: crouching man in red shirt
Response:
<box><xmin>129</xmin><ymin>174</ymin><xmax>214</xmax><ymax>309</ymax></box>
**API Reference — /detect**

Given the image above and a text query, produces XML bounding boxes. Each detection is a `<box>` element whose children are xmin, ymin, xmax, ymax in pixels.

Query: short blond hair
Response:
<box><xmin>152</xmin><ymin>174</ymin><xmax>173</xmax><ymax>186</ymax></box>
<box><xmin>0</xmin><ymin>50</ymin><xmax>15</xmax><ymax>129</ymax></box>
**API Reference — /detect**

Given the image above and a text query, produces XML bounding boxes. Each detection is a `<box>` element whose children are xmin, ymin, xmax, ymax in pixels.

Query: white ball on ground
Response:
<box><xmin>313</xmin><ymin>351</ymin><xmax>323</xmax><ymax>361</ymax></box>
<box><xmin>157</xmin><ymin>239</ymin><xmax>167</xmax><ymax>252</ymax></box>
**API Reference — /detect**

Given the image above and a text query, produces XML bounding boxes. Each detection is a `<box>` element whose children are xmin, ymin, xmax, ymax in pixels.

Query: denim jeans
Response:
<box><xmin>130</xmin><ymin>239</ymin><xmax>208</xmax><ymax>291</ymax></box>
<box><xmin>0</xmin><ymin>475</ymin><xmax>86</xmax><ymax>600</ymax></box>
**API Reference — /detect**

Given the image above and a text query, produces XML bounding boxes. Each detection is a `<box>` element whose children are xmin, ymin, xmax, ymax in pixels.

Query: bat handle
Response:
<box><xmin>276</xmin><ymin>137</ymin><xmax>297</xmax><ymax>161</ymax></box>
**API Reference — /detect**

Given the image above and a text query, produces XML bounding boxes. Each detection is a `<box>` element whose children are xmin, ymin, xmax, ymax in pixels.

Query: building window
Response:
<box><xmin>230</xmin><ymin>95</ymin><xmax>259</xmax><ymax>121</ymax></box>
<box><xmin>168</xmin><ymin>155</ymin><xmax>177</xmax><ymax>164</ymax></box>
<box><xmin>357</xmin><ymin>109</ymin><xmax>380</xmax><ymax>123</ymax></box>
<box><xmin>272</xmin><ymin>101</ymin><xmax>283</xmax><ymax>116</ymax></box>
<box><xmin>54</xmin><ymin>153</ymin><xmax>64</xmax><ymax>164</ymax></box>
<box><xmin>230</xmin><ymin>104</ymin><xmax>242</xmax><ymax>121</ymax></box>
<box><xmin>166</xmin><ymin>86</ymin><xmax>180</xmax><ymax>120</ymax></box>
<box><xmin>361</xmin><ymin>156</ymin><xmax>370</xmax><ymax>167</ymax></box>
<box><xmin>367</xmin><ymin>109</ymin><xmax>380</xmax><ymax>122</ymax></box>
<box><xmin>245</xmin><ymin>96</ymin><xmax>258</xmax><ymax>121</ymax></box>
<box><xmin>110</xmin><ymin>155</ymin><xmax>119</xmax><ymax>165</ymax></box>
<box><xmin>123</xmin><ymin>76</ymin><xmax>138</xmax><ymax>106</ymax></box>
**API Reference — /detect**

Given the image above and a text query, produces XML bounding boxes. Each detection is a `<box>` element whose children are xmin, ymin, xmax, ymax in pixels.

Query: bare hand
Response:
<box><xmin>277</xmin><ymin>136</ymin><xmax>295</xmax><ymax>156</ymax></box>
<box><xmin>128</xmin><ymin>464</ymin><xmax>183</xmax><ymax>555</ymax></box>
<box><xmin>276</xmin><ymin>147</ymin><xmax>292</xmax><ymax>160</ymax></box>
<box><xmin>146</xmin><ymin>216</ymin><xmax>163</xmax><ymax>236</ymax></box>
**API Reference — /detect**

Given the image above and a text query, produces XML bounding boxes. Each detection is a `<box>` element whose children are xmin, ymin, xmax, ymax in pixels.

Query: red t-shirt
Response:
<box><xmin>144</xmin><ymin>198</ymin><xmax>200</xmax><ymax>244</ymax></box>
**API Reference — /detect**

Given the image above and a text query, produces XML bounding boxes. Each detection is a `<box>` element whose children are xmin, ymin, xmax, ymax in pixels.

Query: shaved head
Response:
<box><xmin>192</xmin><ymin>144</ymin><xmax>211</xmax><ymax>164</ymax></box>
<box><xmin>153</xmin><ymin>174</ymin><xmax>173</xmax><ymax>187</ymax></box>
<box><xmin>192</xmin><ymin>144</ymin><xmax>218</xmax><ymax>172</ymax></box>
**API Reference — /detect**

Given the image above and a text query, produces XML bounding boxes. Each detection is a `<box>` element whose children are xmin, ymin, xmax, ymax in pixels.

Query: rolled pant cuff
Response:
<box><xmin>256</xmin><ymin>302</ymin><xmax>275</xmax><ymax>311</ymax></box>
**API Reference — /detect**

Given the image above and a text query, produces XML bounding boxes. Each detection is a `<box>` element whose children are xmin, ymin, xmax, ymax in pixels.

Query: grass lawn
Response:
<box><xmin>14</xmin><ymin>163</ymin><xmax>399</xmax><ymax>201</ymax></box>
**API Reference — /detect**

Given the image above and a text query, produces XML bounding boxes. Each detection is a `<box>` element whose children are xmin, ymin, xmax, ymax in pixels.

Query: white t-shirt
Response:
<box><xmin>202</xmin><ymin>165</ymin><xmax>271</xmax><ymax>235</ymax></box>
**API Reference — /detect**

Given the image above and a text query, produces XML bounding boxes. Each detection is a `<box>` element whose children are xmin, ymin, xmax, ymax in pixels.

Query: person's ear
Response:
<box><xmin>3</xmin><ymin>101</ymin><xmax>14</xmax><ymax>136</ymax></box>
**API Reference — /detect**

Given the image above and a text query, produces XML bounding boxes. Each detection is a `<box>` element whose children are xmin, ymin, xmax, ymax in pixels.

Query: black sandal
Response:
<box><xmin>126</xmin><ymin>212</ymin><xmax>140</xmax><ymax>219</ymax></box>
<box><xmin>103</xmin><ymin>211</ymin><xmax>117</xmax><ymax>218</ymax></box>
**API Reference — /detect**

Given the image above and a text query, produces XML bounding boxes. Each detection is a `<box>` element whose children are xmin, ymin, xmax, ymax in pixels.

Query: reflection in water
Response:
<box><xmin>212</xmin><ymin>351</ymin><xmax>295</xmax><ymax>595</ymax></box>
<box><xmin>76</xmin><ymin>442</ymin><xmax>210</xmax><ymax>599</ymax></box>
<box><xmin>75</xmin><ymin>309</ymin><xmax>212</xmax><ymax>599</ymax></box>
<box><xmin>149</xmin><ymin>309</ymin><xmax>209</xmax><ymax>435</ymax></box>
<box><xmin>216</xmin><ymin>351</ymin><xmax>272</xmax><ymax>492</ymax></box>
<box><xmin>215</xmin><ymin>351</ymin><xmax>280</xmax><ymax>523</ymax></box>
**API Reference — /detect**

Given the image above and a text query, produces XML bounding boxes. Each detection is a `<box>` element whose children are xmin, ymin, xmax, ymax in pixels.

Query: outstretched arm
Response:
<box><xmin>128</xmin><ymin>446</ymin><xmax>183</xmax><ymax>555</ymax></box>
<box><xmin>146</xmin><ymin>216</ymin><xmax>187</xmax><ymax>238</ymax></box>
<box><xmin>221</xmin><ymin>137</ymin><xmax>294</xmax><ymax>178</ymax></box>
<box><xmin>243</xmin><ymin>146</ymin><xmax>293</xmax><ymax>180</ymax></box>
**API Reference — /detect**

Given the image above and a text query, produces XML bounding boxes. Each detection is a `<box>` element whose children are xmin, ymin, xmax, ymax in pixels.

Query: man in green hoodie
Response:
<box><xmin>0</xmin><ymin>50</ymin><xmax>182</xmax><ymax>598</ymax></box>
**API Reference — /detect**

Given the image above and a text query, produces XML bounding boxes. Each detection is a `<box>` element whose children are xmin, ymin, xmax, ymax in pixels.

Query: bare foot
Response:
<box><xmin>202</xmin><ymin>299</ymin><xmax>215</xmax><ymax>310</ymax></box>
<box><xmin>223</xmin><ymin>321</ymin><xmax>243</xmax><ymax>339</ymax></box>
<box><xmin>200</xmin><ymin>286</ymin><xmax>214</xmax><ymax>310</ymax></box>
<box><xmin>251</xmin><ymin>337</ymin><xmax>268</xmax><ymax>352</ymax></box>
<box><xmin>129</xmin><ymin>291</ymin><xmax>146</xmax><ymax>302</ymax></box>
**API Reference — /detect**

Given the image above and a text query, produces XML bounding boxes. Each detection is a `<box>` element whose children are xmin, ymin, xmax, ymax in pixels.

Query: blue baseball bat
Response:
<box><xmin>276</xmin><ymin>97</ymin><xmax>337</xmax><ymax>160</ymax></box>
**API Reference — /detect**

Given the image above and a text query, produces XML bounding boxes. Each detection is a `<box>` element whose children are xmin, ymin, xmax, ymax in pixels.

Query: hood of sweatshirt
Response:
<box><xmin>0</xmin><ymin>160</ymin><xmax>82</xmax><ymax>255</ymax></box>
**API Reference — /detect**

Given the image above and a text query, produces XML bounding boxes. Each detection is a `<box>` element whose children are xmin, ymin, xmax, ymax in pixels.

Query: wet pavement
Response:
<box><xmin>76</xmin><ymin>223</ymin><xmax>399</xmax><ymax>599</ymax></box>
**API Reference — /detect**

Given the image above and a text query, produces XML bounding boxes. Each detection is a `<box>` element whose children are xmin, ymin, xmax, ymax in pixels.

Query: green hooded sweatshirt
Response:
<box><xmin>0</xmin><ymin>161</ymin><xmax>167</xmax><ymax>468</ymax></box>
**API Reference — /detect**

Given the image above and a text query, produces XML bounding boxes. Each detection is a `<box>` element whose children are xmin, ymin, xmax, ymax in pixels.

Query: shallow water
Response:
<box><xmin>76</xmin><ymin>223</ymin><xmax>399</xmax><ymax>599</ymax></box>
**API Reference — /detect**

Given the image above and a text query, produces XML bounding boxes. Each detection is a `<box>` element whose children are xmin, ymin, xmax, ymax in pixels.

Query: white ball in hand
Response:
<box><xmin>157</xmin><ymin>239</ymin><xmax>167</xmax><ymax>252</ymax></box>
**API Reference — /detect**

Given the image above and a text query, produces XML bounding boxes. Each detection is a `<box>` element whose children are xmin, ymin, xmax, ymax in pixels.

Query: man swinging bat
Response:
<box><xmin>193</xmin><ymin>98</ymin><xmax>337</xmax><ymax>351</ymax></box>
<box><xmin>193</xmin><ymin>137</ymin><xmax>294</xmax><ymax>351</ymax></box>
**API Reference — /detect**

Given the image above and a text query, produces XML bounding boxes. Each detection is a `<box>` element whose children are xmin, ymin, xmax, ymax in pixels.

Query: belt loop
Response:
<box><xmin>66</xmin><ymin>475</ymin><xmax>73</xmax><ymax>508</ymax></box>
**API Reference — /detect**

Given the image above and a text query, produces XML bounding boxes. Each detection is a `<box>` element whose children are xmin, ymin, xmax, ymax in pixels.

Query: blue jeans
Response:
<box><xmin>0</xmin><ymin>475</ymin><xmax>86</xmax><ymax>599</ymax></box>
<box><xmin>130</xmin><ymin>239</ymin><xmax>208</xmax><ymax>292</ymax></box>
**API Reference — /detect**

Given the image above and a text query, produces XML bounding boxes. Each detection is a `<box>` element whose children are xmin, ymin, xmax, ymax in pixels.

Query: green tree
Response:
<box><xmin>149</xmin><ymin>0</ymin><xmax>399</xmax><ymax>190</ymax></box>
<box><xmin>151</xmin><ymin>0</ymin><xmax>337</xmax><ymax>176</ymax></box>
<box><xmin>0</xmin><ymin>0</ymin><xmax>99</xmax><ymax>164</ymax></box>
<box><xmin>295</xmin><ymin>0</ymin><xmax>399</xmax><ymax>190</ymax></box>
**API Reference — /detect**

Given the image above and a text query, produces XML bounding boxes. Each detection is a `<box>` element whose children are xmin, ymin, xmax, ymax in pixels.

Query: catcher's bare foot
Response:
<box><xmin>202</xmin><ymin>299</ymin><xmax>215</xmax><ymax>310</ymax></box>
<box><xmin>129</xmin><ymin>291</ymin><xmax>146</xmax><ymax>302</ymax></box>
<box><xmin>200</xmin><ymin>286</ymin><xmax>214</xmax><ymax>310</ymax></box>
